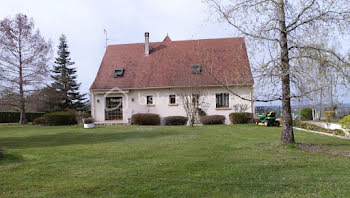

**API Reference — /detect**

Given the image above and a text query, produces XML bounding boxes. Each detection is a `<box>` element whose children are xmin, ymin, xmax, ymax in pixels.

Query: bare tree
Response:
<box><xmin>232</xmin><ymin>104</ymin><xmax>249</xmax><ymax>113</ymax></box>
<box><xmin>205</xmin><ymin>0</ymin><xmax>350</xmax><ymax>143</ymax></box>
<box><xmin>0</xmin><ymin>14</ymin><xmax>52</xmax><ymax>124</ymax></box>
<box><xmin>297</xmin><ymin>49</ymin><xmax>348</xmax><ymax>120</ymax></box>
<box><xmin>176</xmin><ymin>86</ymin><xmax>209</xmax><ymax>127</ymax></box>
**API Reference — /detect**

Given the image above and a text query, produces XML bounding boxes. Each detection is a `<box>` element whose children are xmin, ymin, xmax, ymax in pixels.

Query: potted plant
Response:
<box><xmin>83</xmin><ymin>118</ymin><xmax>95</xmax><ymax>129</ymax></box>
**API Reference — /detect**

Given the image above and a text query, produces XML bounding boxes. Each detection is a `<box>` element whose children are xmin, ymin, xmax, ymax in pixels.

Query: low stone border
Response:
<box><xmin>294</xmin><ymin>127</ymin><xmax>350</xmax><ymax>140</ymax></box>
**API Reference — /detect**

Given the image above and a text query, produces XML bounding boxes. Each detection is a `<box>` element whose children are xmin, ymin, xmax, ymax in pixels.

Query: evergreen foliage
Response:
<box><xmin>50</xmin><ymin>35</ymin><xmax>86</xmax><ymax>110</ymax></box>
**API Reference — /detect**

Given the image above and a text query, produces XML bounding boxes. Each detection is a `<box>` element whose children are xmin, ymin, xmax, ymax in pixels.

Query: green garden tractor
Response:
<box><xmin>256</xmin><ymin>111</ymin><xmax>280</xmax><ymax>127</ymax></box>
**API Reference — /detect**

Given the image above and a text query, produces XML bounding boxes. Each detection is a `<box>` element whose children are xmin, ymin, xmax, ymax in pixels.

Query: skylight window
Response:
<box><xmin>113</xmin><ymin>68</ymin><xmax>125</xmax><ymax>78</ymax></box>
<box><xmin>191</xmin><ymin>64</ymin><xmax>203</xmax><ymax>74</ymax></box>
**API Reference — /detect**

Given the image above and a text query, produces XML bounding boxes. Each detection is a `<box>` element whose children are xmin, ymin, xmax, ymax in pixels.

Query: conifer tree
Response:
<box><xmin>50</xmin><ymin>34</ymin><xmax>86</xmax><ymax>110</ymax></box>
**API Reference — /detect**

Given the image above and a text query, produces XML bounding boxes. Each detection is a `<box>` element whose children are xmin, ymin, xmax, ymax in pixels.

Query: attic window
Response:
<box><xmin>113</xmin><ymin>68</ymin><xmax>125</xmax><ymax>78</ymax></box>
<box><xmin>191</xmin><ymin>64</ymin><xmax>203</xmax><ymax>74</ymax></box>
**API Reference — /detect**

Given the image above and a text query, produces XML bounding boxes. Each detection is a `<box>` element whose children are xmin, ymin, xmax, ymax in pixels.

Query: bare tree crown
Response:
<box><xmin>205</xmin><ymin>0</ymin><xmax>350</xmax><ymax>102</ymax></box>
<box><xmin>0</xmin><ymin>13</ymin><xmax>52</xmax><ymax>123</ymax></box>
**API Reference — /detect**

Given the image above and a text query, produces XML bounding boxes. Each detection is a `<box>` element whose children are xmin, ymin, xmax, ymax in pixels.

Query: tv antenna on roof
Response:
<box><xmin>104</xmin><ymin>29</ymin><xmax>109</xmax><ymax>48</ymax></box>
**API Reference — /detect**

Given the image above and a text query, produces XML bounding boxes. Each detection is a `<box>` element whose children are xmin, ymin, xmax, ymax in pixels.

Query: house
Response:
<box><xmin>90</xmin><ymin>32</ymin><xmax>254</xmax><ymax>124</ymax></box>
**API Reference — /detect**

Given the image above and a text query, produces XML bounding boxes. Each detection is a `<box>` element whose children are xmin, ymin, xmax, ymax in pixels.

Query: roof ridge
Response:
<box><xmin>106</xmin><ymin>37</ymin><xmax>244</xmax><ymax>47</ymax></box>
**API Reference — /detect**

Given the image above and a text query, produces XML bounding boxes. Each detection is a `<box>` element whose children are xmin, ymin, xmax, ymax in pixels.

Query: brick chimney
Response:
<box><xmin>145</xmin><ymin>32</ymin><xmax>149</xmax><ymax>56</ymax></box>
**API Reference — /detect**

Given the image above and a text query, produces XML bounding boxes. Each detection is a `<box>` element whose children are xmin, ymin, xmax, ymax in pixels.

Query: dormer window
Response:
<box><xmin>191</xmin><ymin>64</ymin><xmax>202</xmax><ymax>74</ymax></box>
<box><xmin>113</xmin><ymin>68</ymin><xmax>125</xmax><ymax>78</ymax></box>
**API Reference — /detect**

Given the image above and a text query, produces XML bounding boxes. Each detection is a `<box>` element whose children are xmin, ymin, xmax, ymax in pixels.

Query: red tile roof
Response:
<box><xmin>163</xmin><ymin>35</ymin><xmax>172</xmax><ymax>42</ymax></box>
<box><xmin>91</xmin><ymin>36</ymin><xmax>253</xmax><ymax>90</ymax></box>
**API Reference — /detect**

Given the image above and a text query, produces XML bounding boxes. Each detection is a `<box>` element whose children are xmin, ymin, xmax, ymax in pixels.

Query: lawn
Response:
<box><xmin>1</xmin><ymin>124</ymin><xmax>350</xmax><ymax>197</ymax></box>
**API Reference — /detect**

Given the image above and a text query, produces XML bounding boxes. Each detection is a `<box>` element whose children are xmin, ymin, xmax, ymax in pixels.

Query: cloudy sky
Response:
<box><xmin>1</xmin><ymin>0</ymin><xmax>349</xmax><ymax>105</ymax></box>
<box><xmin>0</xmin><ymin>0</ymin><xmax>232</xmax><ymax>92</ymax></box>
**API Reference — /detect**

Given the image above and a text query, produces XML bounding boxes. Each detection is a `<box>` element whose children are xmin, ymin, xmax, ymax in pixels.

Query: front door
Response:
<box><xmin>105</xmin><ymin>97</ymin><xmax>123</xmax><ymax>120</ymax></box>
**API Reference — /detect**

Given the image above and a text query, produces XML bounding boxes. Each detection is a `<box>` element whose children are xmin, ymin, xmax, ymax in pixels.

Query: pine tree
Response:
<box><xmin>50</xmin><ymin>34</ymin><xmax>86</xmax><ymax>111</ymax></box>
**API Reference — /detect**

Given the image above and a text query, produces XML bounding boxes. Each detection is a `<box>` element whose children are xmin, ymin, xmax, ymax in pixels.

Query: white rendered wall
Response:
<box><xmin>90</xmin><ymin>86</ymin><xmax>253</xmax><ymax>124</ymax></box>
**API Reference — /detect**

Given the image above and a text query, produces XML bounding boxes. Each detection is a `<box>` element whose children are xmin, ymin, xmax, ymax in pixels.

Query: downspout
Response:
<box><xmin>251</xmin><ymin>86</ymin><xmax>255</xmax><ymax>116</ymax></box>
<box><xmin>90</xmin><ymin>90</ymin><xmax>96</xmax><ymax>119</ymax></box>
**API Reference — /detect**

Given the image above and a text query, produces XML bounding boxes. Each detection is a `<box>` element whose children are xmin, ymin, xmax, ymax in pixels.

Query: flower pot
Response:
<box><xmin>84</xmin><ymin>123</ymin><xmax>95</xmax><ymax>129</ymax></box>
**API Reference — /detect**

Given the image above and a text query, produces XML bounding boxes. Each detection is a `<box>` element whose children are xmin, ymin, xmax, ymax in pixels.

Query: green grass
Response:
<box><xmin>1</xmin><ymin>124</ymin><xmax>350</xmax><ymax>197</ymax></box>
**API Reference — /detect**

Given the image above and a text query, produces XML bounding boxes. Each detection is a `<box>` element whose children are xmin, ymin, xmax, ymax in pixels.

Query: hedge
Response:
<box><xmin>33</xmin><ymin>117</ymin><xmax>47</xmax><ymax>125</ymax></box>
<box><xmin>229</xmin><ymin>113</ymin><xmax>252</xmax><ymax>124</ymax></box>
<box><xmin>44</xmin><ymin>112</ymin><xmax>77</xmax><ymax>126</ymax></box>
<box><xmin>131</xmin><ymin>113</ymin><xmax>160</xmax><ymax>125</ymax></box>
<box><xmin>0</xmin><ymin>112</ymin><xmax>45</xmax><ymax>123</ymax></box>
<box><xmin>294</xmin><ymin>120</ymin><xmax>345</xmax><ymax>136</ymax></box>
<box><xmin>164</xmin><ymin>116</ymin><xmax>188</xmax><ymax>125</ymax></box>
<box><xmin>300</xmin><ymin>108</ymin><xmax>312</xmax><ymax>121</ymax></box>
<box><xmin>200</xmin><ymin>115</ymin><xmax>226</xmax><ymax>125</ymax></box>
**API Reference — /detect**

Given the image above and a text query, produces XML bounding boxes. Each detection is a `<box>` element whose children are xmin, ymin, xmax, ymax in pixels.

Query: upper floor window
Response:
<box><xmin>146</xmin><ymin>95</ymin><xmax>153</xmax><ymax>104</ymax></box>
<box><xmin>169</xmin><ymin>95</ymin><xmax>176</xmax><ymax>104</ymax></box>
<box><xmin>113</xmin><ymin>68</ymin><xmax>125</xmax><ymax>78</ymax></box>
<box><xmin>191</xmin><ymin>64</ymin><xmax>203</xmax><ymax>74</ymax></box>
<box><xmin>216</xmin><ymin>93</ymin><xmax>229</xmax><ymax>108</ymax></box>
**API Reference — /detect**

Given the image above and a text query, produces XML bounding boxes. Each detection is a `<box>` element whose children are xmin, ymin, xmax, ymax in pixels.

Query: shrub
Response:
<box><xmin>229</xmin><ymin>113</ymin><xmax>252</xmax><ymax>124</ymax></box>
<box><xmin>131</xmin><ymin>113</ymin><xmax>160</xmax><ymax>125</ymax></box>
<box><xmin>340</xmin><ymin>115</ymin><xmax>350</xmax><ymax>129</ymax></box>
<box><xmin>300</xmin><ymin>108</ymin><xmax>312</xmax><ymax>121</ymax></box>
<box><xmin>82</xmin><ymin>118</ymin><xmax>95</xmax><ymax>124</ymax></box>
<box><xmin>82</xmin><ymin>112</ymin><xmax>91</xmax><ymax>118</ymax></box>
<box><xmin>200</xmin><ymin>115</ymin><xmax>226</xmax><ymax>125</ymax></box>
<box><xmin>0</xmin><ymin>112</ymin><xmax>45</xmax><ymax>123</ymax></box>
<box><xmin>44</xmin><ymin>112</ymin><xmax>77</xmax><ymax>126</ymax></box>
<box><xmin>294</xmin><ymin>120</ymin><xmax>345</xmax><ymax>136</ymax></box>
<box><xmin>33</xmin><ymin>117</ymin><xmax>47</xmax><ymax>125</ymax></box>
<box><xmin>164</xmin><ymin>116</ymin><xmax>188</xmax><ymax>125</ymax></box>
<box><xmin>197</xmin><ymin>108</ymin><xmax>207</xmax><ymax>117</ymax></box>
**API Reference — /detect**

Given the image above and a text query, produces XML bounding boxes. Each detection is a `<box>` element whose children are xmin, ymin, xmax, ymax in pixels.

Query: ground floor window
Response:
<box><xmin>169</xmin><ymin>95</ymin><xmax>176</xmax><ymax>104</ymax></box>
<box><xmin>146</xmin><ymin>96</ymin><xmax>153</xmax><ymax>104</ymax></box>
<box><xmin>216</xmin><ymin>93</ymin><xmax>229</xmax><ymax>108</ymax></box>
<box><xmin>105</xmin><ymin>97</ymin><xmax>123</xmax><ymax>120</ymax></box>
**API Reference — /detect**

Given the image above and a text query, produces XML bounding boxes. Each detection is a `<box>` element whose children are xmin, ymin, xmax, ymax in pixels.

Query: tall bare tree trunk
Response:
<box><xmin>18</xmin><ymin>34</ymin><xmax>27</xmax><ymax>124</ymax></box>
<box><xmin>319</xmin><ymin>88</ymin><xmax>323</xmax><ymax>120</ymax></box>
<box><xmin>19</xmin><ymin>66</ymin><xmax>27</xmax><ymax>124</ymax></box>
<box><xmin>279</xmin><ymin>0</ymin><xmax>294</xmax><ymax>144</ymax></box>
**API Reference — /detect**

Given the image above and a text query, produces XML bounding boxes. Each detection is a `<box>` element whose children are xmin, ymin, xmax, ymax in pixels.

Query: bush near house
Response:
<box><xmin>229</xmin><ymin>113</ymin><xmax>252</xmax><ymax>124</ymax></box>
<box><xmin>200</xmin><ymin>115</ymin><xmax>226</xmax><ymax>125</ymax></box>
<box><xmin>340</xmin><ymin>115</ymin><xmax>350</xmax><ymax>129</ymax></box>
<box><xmin>293</xmin><ymin>120</ymin><xmax>345</xmax><ymax>136</ymax></box>
<box><xmin>0</xmin><ymin>112</ymin><xmax>45</xmax><ymax>123</ymax></box>
<box><xmin>44</xmin><ymin>112</ymin><xmax>77</xmax><ymax>126</ymax></box>
<box><xmin>300</xmin><ymin>108</ymin><xmax>313</xmax><ymax>121</ymax></box>
<box><xmin>197</xmin><ymin>108</ymin><xmax>207</xmax><ymax>117</ymax></box>
<box><xmin>131</xmin><ymin>113</ymin><xmax>160</xmax><ymax>125</ymax></box>
<box><xmin>32</xmin><ymin>117</ymin><xmax>47</xmax><ymax>125</ymax></box>
<box><xmin>82</xmin><ymin>112</ymin><xmax>91</xmax><ymax>118</ymax></box>
<box><xmin>164</xmin><ymin>116</ymin><xmax>188</xmax><ymax>125</ymax></box>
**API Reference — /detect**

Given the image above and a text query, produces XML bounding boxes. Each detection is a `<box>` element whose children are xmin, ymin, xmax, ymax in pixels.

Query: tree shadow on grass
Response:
<box><xmin>0</xmin><ymin>153</ymin><xmax>24</xmax><ymax>164</ymax></box>
<box><xmin>0</xmin><ymin>130</ymin><xmax>180</xmax><ymax>149</ymax></box>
